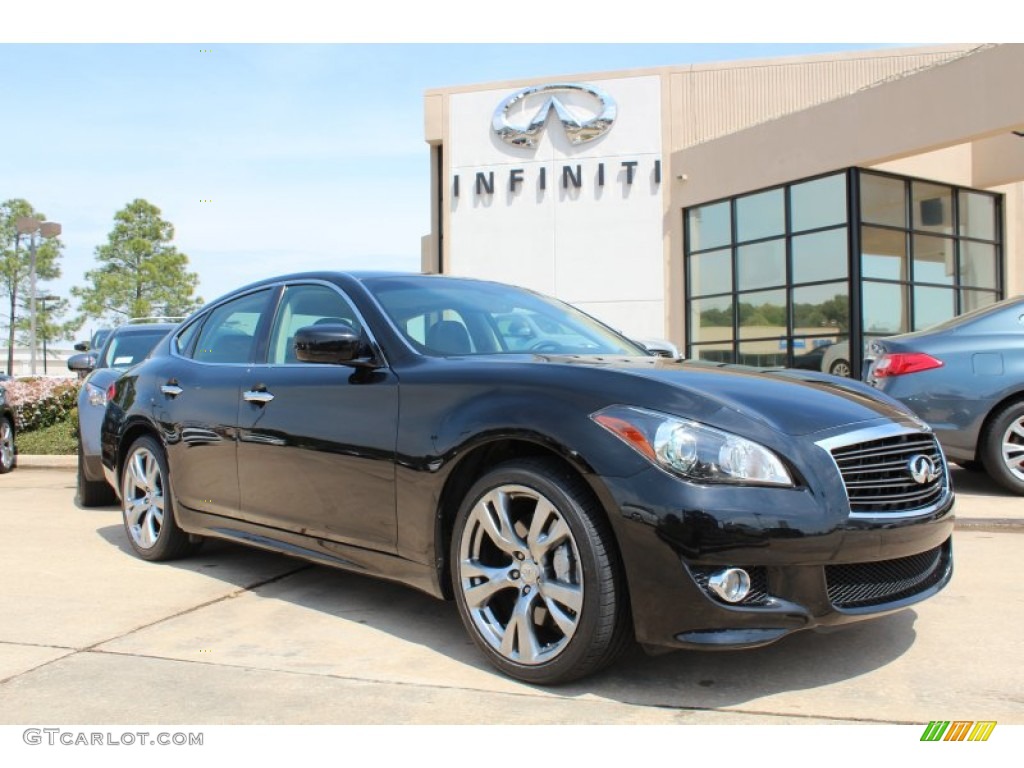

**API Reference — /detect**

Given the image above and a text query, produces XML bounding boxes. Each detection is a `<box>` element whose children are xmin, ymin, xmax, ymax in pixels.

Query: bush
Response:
<box><xmin>0</xmin><ymin>377</ymin><xmax>82</xmax><ymax>433</ymax></box>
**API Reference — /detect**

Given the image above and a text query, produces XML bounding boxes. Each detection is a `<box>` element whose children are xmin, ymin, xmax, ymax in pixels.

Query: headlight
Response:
<box><xmin>86</xmin><ymin>382</ymin><xmax>107</xmax><ymax>408</ymax></box>
<box><xmin>591</xmin><ymin>405</ymin><xmax>794</xmax><ymax>486</ymax></box>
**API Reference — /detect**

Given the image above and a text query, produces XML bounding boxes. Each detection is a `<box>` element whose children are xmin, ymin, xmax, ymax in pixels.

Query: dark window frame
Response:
<box><xmin>683</xmin><ymin>167</ymin><xmax>1004</xmax><ymax>376</ymax></box>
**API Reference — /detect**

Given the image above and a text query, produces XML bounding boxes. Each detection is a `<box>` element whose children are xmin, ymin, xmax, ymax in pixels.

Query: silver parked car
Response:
<box><xmin>69</xmin><ymin>319</ymin><xmax>181</xmax><ymax>505</ymax></box>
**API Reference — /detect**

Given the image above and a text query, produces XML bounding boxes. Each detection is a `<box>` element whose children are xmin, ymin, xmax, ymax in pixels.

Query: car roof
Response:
<box><xmin>108</xmin><ymin>323</ymin><xmax>179</xmax><ymax>336</ymax></box>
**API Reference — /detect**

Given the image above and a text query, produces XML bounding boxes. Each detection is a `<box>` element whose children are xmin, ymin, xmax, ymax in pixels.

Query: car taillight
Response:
<box><xmin>107</xmin><ymin>383</ymin><xmax>117</xmax><ymax>402</ymax></box>
<box><xmin>872</xmin><ymin>352</ymin><xmax>944</xmax><ymax>378</ymax></box>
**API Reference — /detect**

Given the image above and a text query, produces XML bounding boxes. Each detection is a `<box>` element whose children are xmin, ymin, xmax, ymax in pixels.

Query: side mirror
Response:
<box><xmin>74</xmin><ymin>341</ymin><xmax>90</xmax><ymax>352</ymax></box>
<box><xmin>635</xmin><ymin>338</ymin><xmax>680</xmax><ymax>359</ymax></box>
<box><xmin>294</xmin><ymin>323</ymin><xmax>371</xmax><ymax>366</ymax></box>
<box><xmin>67</xmin><ymin>353</ymin><xmax>97</xmax><ymax>373</ymax></box>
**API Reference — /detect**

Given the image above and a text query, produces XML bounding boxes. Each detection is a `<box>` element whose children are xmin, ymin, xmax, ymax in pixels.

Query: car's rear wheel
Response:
<box><xmin>77</xmin><ymin>435</ymin><xmax>117</xmax><ymax>507</ymax></box>
<box><xmin>981</xmin><ymin>400</ymin><xmax>1024</xmax><ymax>495</ymax></box>
<box><xmin>0</xmin><ymin>416</ymin><xmax>14</xmax><ymax>474</ymax></box>
<box><xmin>450</xmin><ymin>458</ymin><xmax>631</xmax><ymax>684</ymax></box>
<box><xmin>120</xmin><ymin>435</ymin><xmax>200</xmax><ymax>560</ymax></box>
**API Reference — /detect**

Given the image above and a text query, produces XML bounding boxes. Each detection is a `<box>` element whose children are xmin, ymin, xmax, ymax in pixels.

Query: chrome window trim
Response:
<box><xmin>168</xmin><ymin>286</ymin><xmax>274</xmax><ymax>367</ymax></box>
<box><xmin>168</xmin><ymin>280</ymin><xmax>388</xmax><ymax>369</ymax></box>
<box><xmin>816</xmin><ymin>422</ymin><xmax>953</xmax><ymax>520</ymax></box>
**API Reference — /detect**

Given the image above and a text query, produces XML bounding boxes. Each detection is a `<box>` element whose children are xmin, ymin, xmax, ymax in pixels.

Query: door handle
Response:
<box><xmin>243</xmin><ymin>389</ymin><xmax>275</xmax><ymax>404</ymax></box>
<box><xmin>161</xmin><ymin>381</ymin><xmax>183</xmax><ymax>398</ymax></box>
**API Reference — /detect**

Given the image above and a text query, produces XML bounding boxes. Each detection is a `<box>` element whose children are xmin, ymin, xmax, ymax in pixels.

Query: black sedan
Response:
<box><xmin>1</xmin><ymin>384</ymin><xmax>15</xmax><ymax>474</ymax></box>
<box><xmin>101</xmin><ymin>272</ymin><xmax>954</xmax><ymax>684</ymax></box>
<box><xmin>867</xmin><ymin>295</ymin><xmax>1024</xmax><ymax>494</ymax></box>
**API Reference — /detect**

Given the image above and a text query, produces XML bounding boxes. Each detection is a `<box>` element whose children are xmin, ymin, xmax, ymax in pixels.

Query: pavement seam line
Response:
<box><xmin>0</xmin><ymin>648</ymin><xmax>77</xmax><ymax>687</ymax></box>
<box><xmin>81</xmin><ymin>648</ymin><xmax>917</xmax><ymax>725</ymax></box>
<box><xmin>80</xmin><ymin>563</ymin><xmax>314</xmax><ymax>653</ymax></box>
<box><xmin>0</xmin><ymin>566</ymin><xmax>312</xmax><ymax>687</ymax></box>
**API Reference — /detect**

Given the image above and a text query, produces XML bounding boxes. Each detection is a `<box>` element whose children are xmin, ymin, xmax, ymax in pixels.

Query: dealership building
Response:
<box><xmin>421</xmin><ymin>44</ymin><xmax>1024</xmax><ymax>375</ymax></box>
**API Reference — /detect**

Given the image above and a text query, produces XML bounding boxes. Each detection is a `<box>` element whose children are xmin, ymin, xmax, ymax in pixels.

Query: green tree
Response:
<box><xmin>1</xmin><ymin>199</ymin><xmax>65</xmax><ymax>375</ymax></box>
<box><xmin>72</xmin><ymin>199</ymin><xmax>202</xmax><ymax>323</ymax></box>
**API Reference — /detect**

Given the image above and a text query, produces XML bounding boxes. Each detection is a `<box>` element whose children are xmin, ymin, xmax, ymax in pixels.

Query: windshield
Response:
<box><xmin>101</xmin><ymin>329</ymin><xmax>170</xmax><ymax>369</ymax></box>
<box><xmin>364</xmin><ymin>276</ymin><xmax>648</xmax><ymax>357</ymax></box>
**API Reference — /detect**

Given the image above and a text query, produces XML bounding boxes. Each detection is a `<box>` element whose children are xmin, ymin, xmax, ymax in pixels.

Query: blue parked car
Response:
<box><xmin>867</xmin><ymin>296</ymin><xmax>1024</xmax><ymax>494</ymax></box>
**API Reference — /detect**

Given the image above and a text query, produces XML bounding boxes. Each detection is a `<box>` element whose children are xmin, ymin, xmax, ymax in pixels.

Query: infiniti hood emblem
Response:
<box><xmin>907</xmin><ymin>454</ymin><xmax>940</xmax><ymax>485</ymax></box>
<box><xmin>492</xmin><ymin>83</ymin><xmax>617</xmax><ymax>149</ymax></box>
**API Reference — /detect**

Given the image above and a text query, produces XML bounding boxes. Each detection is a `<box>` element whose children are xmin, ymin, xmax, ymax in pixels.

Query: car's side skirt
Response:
<box><xmin>175</xmin><ymin>503</ymin><xmax>446</xmax><ymax>599</ymax></box>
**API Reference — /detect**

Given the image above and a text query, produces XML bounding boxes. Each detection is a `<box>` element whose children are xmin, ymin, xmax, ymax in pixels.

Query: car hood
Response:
<box><xmin>532</xmin><ymin>355</ymin><xmax>922</xmax><ymax>436</ymax></box>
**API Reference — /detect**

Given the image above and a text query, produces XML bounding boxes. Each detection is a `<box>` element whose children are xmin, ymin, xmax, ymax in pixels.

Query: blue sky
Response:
<box><xmin>1</xmin><ymin>42</ymin><xmax>906</xmax><ymax>333</ymax></box>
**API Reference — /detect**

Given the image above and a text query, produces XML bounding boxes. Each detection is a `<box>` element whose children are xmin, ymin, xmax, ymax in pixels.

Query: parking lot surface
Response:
<box><xmin>1</xmin><ymin>465</ymin><xmax>1022</xmax><ymax>725</ymax></box>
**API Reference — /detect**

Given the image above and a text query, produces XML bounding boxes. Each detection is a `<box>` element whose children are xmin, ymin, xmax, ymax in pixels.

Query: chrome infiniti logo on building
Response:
<box><xmin>907</xmin><ymin>454</ymin><xmax>940</xmax><ymax>485</ymax></box>
<box><xmin>492</xmin><ymin>83</ymin><xmax>617</xmax><ymax>148</ymax></box>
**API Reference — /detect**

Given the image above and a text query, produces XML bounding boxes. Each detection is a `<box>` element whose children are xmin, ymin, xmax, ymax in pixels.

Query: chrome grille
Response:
<box><xmin>830</xmin><ymin>432</ymin><xmax>946</xmax><ymax>513</ymax></box>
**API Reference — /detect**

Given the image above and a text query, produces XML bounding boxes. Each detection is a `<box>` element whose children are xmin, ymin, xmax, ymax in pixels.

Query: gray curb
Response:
<box><xmin>13</xmin><ymin>454</ymin><xmax>77</xmax><ymax>469</ymax></box>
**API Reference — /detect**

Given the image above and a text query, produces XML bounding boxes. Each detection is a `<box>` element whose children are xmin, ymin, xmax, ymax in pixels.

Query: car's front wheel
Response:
<box><xmin>120</xmin><ymin>435</ymin><xmax>200</xmax><ymax>560</ymax></box>
<box><xmin>0</xmin><ymin>416</ymin><xmax>14</xmax><ymax>474</ymax></box>
<box><xmin>982</xmin><ymin>400</ymin><xmax>1024</xmax><ymax>495</ymax></box>
<box><xmin>450</xmin><ymin>458</ymin><xmax>631</xmax><ymax>684</ymax></box>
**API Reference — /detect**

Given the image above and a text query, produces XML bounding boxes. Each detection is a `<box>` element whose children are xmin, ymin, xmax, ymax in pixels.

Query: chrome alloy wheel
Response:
<box><xmin>1000</xmin><ymin>416</ymin><xmax>1024</xmax><ymax>482</ymax></box>
<box><xmin>458</xmin><ymin>484</ymin><xmax>584</xmax><ymax>665</ymax></box>
<box><xmin>121</xmin><ymin>446</ymin><xmax>166</xmax><ymax>549</ymax></box>
<box><xmin>0</xmin><ymin>418</ymin><xmax>14</xmax><ymax>472</ymax></box>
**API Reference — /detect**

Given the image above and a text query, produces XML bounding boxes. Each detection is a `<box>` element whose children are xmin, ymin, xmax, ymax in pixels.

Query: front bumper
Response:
<box><xmin>591</xmin><ymin>437</ymin><xmax>955</xmax><ymax>652</ymax></box>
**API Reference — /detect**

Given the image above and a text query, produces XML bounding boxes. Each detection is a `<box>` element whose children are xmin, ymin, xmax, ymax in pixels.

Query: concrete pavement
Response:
<box><xmin>0</xmin><ymin>465</ymin><xmax>1021</xmax><ymax>724</ymax></box>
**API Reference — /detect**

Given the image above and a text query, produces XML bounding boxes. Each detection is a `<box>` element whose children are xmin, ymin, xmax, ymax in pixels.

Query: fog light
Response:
<box><xmin>707</xmin><ymin>568</ymin><xmax>751</xmax><ymax>603</ymax></box>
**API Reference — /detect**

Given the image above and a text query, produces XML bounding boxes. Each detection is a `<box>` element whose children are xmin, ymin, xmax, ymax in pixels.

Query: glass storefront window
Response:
<box><xmin>737</xmin><ymin>239</ymin><xmax>786</xmax><ymax>291</ymax></box>
<box><xmin>912</xmin><ymin>181</ymin><xmax>954</xmax><ymax>235</ymax></box>
<box><xmin>690</xmin><ymin>296</ymin><xmax>733</xmax><ymax>344</ymax></box>
<box><xmin>690</xmin><ymin>342</ymin><xmax>735</xmax><ymax>364</ymax></box>
<box><xmin>959</xmin><ymin>191</ymin><xmax>996</xmax><ymax>240</ymax></box>
<box><xmin>863</xmin><ymin>282</ymin><xmax>908</xmax><ymax>335</ymax></box>
<box><xmin>684</xmin><ymin>169</ymin><xmax>1002</xmax><ymax>381</ymax></box>
<box><xmin>862</xmin><ymin>226</ymin><xmax>908</xmax><ymax>281</ymax></box>
<box><xmin>960</xmin><ymin>289</ymin><xmax>999</xmax><ymax>313</ymax></box>
<box><xmin>912</xmin><ymin>234</ymin><xmax>954</xmax><ymax>285</ymax></box>
<box><xmin>792</xmin><ymin>336</ymin><xmax>847</xmax><ymax>375</ymax></box>
<box><xmin>738</xmin><ymin>340</ymin><xmax>787</xmax><ymax>368</ymax></box>
<box><xmin>791</xmin><ymin>173</ymin><xmax>847</xmax><ymax>232</ymax></box>
<box><xmin>960</xmin><ymin>241</ymin><xmax>998</xmax><ymax>290</ymax></box>
<box><xmin>736</xmin><ymin>188</ymin><xmax>784</xmax><ymax>242</ymax></box>
<box><xmin>792</xmin><ymin>228</ymin><xmax>848</xmax><ymax>283</ymax></box>
<box><xmin>793</xmin><ymin>282</ymin><xmax>849</xmax><ymax>334</ymax></box>
<box><xmin>688</xmin><ymin>201</ymin><xmax>731</xmax><ymax>251</ymax></box>
<box><xmin>914</xmin><ymin>285</ymin><xmax>955</xmax><ymax>329</ymax></box>
<box><xmin>861</xmin><ymin>173</ymin><xmax>906</xmax><ymax>228</ymax></box>
<box><xmin>689</xmin><ymin>247</ymin><xmax>732</xmax><ymax>297</ymax></box>
<box><xmin>738</xmin><ymin>290</ymin><xmax>786</xmax><ymax>340</ymax></box>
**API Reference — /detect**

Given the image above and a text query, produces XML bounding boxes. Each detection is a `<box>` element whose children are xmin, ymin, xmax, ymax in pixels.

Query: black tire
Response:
<box><xmin>0</xmin><ymin>415</ymin><xmax>14</xmax><ymax>474</ymax></box>
<box><xmin>980</xmin><ymin>400</ymin><xmax>1024</xmax><ymax>495</ymax></box>
<box><xmin>120</xmin><ymin>435</ymin><xmax>200</xmax><ymax>560</ymax></box>
<box><xmin>450</xmin><ymin>457</ymin><xmax>631</xmax><ymax>685</ymax></box>
<box><xmin>77</xmin><ymin>436</ymin><xmax>117</xmax><ymax>507</ymax></box>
